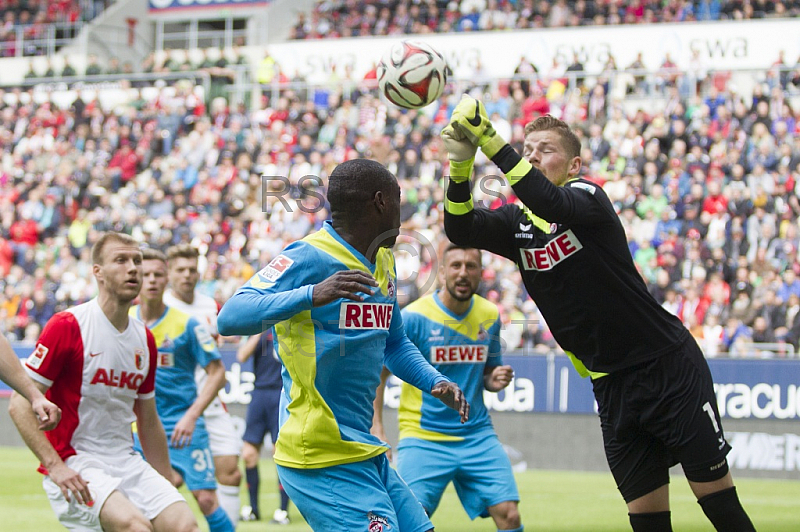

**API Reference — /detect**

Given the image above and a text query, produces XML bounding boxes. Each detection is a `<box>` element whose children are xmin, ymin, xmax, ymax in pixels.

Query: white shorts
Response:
<box><xmin>43</xmin><ymin>452</ymin><xmax>186</xmax><ymax>531</ymax></box>
<box><xmin>205</xmin><ymin>412</ymin><xmax>243</xmax><ymax>457</ymax></box>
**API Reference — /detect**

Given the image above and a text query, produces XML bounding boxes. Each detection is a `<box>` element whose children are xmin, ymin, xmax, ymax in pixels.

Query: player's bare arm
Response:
<box><xmin>9</xmin><ymin>384</ymin><xmax>91</xmax><ymax>505</ymax></box>
<box><xmin>171</xmin><ymin>359</ymin><xmax>227</xmax><ymax>448</ymax></box>
<box><xmin>169</xmin><ymin>360</ymin><xmax>225</xmax><ymax>448</ymax></box>
<box><xmin>134</xmin><ymin>397</ymin><xmax>173</xmax><ymax>481</ymax></box>
<box><xmin>0</xmin><ymin>337</ymin><xmax>61</xmax><ymax>431</ymax></box>
<box><xmin>236</xmin><ymin>333</ymin><xmax>262</xmax><ymax>364</ymax></box>
<box><xmin>484</xmin><ymin>365</ymin><xmax>514</xmax><ymax>392</ymax></box>
<box><xmin>431</xmin><ymin>381</ymin><xmax>470</xmax><ymax>423</ymax></box>
<box><xmin>312</xmin><ymin>270</ymin><xmax>378</xmax><ymax>306</ymax></box>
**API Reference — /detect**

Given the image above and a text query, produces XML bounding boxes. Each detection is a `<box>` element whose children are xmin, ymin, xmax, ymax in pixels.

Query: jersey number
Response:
<box><xmin>702</xmin><ymin>401</ymin><xmax>720</xmax><ymax>433</ymax></box>
<box><xmin>191</xmin><ymin>449</ymin><xmax>214</xmax><ymax>472</ymax></box>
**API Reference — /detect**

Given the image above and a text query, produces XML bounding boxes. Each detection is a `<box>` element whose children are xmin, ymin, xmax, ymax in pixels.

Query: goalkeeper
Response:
<box><xmin>441</xmin><ymin>98</ymin><xmax>755</xmax><ymax>532</ymax></box>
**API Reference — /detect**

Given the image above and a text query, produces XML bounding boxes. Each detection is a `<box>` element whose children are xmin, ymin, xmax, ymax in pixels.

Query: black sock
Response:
<box><xmin>698</xmin><ymin>487</ymin><xmax>756</xmax><ymax>531</ymax></box>
<box><xmin>629</xmin><ymin>511</ymin><xmax>672</xmax><ymax>532</ymax></box>
<box><xmin>279</xmin><ymin>481</ymin><xmax>290</xmax><ymax>511</ymax></box>
<box><xmin>245</xmin><ymin>466</ymin><xmax>260</xmax><ymax>516</ymax></box>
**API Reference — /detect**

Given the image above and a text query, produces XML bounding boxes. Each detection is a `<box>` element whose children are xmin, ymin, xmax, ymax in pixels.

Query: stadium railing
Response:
<box><xmin>0</xmin><ymin>21</ymin><xmax>86</xmax><ymax>58</ymax></box>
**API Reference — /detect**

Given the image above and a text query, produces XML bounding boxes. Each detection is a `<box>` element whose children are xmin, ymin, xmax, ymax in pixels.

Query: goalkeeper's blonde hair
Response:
<box><xmin>524</xmin><ymin>116</ymin><xmax>581</xmax><ymax>160</ymax></box>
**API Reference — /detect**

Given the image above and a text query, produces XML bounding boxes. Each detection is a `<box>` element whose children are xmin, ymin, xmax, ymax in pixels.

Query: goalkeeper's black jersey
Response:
<box><xmin>445</xmin><ymin>146</ymin><xmax>688</xmax><ymax>375</ymax></box>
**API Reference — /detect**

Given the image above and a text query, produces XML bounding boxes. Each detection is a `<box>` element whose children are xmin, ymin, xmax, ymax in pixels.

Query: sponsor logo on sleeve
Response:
<box><xmin>570</xmin><ymin>182</ymin><xmax>596</xmax><ymax>194</ymax></box>
<box><xmin>519</xmin><ymin>229</ymin><xmax>583</xmax><ymax>271</ymax></box>
<box><xmin>27</xmin><ymin>343</ymin><xmax>49</xmax><ymax>369</ymax></box>
<box><xmin>194</xmin><ymin>325</ymin><xmax>217</xmax><ymax>352</ymax></box>
<box><xmin>339</xmin><ymin>303</ymin><xmax>393</xmax><ymax>330</ymax></box>
<box><xmin>258</xmin><ymin>254</ymin><xmax>294</xmax><ymax>282</ymax></box>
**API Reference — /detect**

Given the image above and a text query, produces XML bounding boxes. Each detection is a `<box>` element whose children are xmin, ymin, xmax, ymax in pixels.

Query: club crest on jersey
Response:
<box><xmin>258</xmin><ymin>254</ymin><xmax>294</xmax><ymax>283</ymax></box>
<box><xmin>477</xmin><ymin>326</ymin><xmax>487</xmax><ymax>341</ymax></box>
<box><xmin>367</xmin><ymin>512</ymin><xmax>390</xmax><ymax>532</ymax></box>
<box><xmin>134</xmin><ymin>349</ymin><xmax>145</xmax><ymax>370</ymax></box>
<box><xmin>520</xmin><ymin>229</ymin><xmax>583</xmax><ymax>271</ymax></box>
<box><xmin>339</xmin><ymin>302</ymin><xmax>393</xmax><ymax>330</ymax></box>
<box><xmin>27</xmin><ymin>343</ymin><xmax>49</xmax><ymax>369</ymax></box>
<box><xmin>550</xmin><ymin>222</ymin><xmax>559</xmax><ymax>233</ymax></box>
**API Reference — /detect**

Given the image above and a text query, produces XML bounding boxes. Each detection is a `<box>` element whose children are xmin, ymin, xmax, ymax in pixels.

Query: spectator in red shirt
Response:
<box><xmin>9</xmin><ymin>211</ymin><xmax>40</xmax><ymax>248</ymax></box>
<box><xmin>106</xmin><ymin>141</ymin><xmax>140</xmax><ymax>192</ymax></box>
<box><xmin>702</xmin><ymin>180</ymin><xmax>728</xmax><ymax>215</ymax></box>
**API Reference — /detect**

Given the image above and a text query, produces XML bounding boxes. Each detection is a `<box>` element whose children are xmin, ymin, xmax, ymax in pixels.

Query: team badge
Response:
<box><xmin>477</xmin><ymin>326</ymin><xmax>487</xmax><ymax>341</ymax></box>
<box><xmin>549</xmin><ymin>222</ymin><xmax>559</xmax><ymax>233</ymax></box>
<box><xmin>386</xmin><ymin>269</ymin><xmax>396</xmax><ymax>298</ymax></box>
<box><xmin>134</xmin><ymin>349</ymin><xmax>145</xmax><ymax>370</ymax></box>
<box><xmin>367</xmin><ymin>511</ymin><xmax>389</xmax><ymax>532</ymax></box>
<box><xmin>27</xmin><ymin>343</ymin><xmax>49</xmax><ymax>369</ymax></box>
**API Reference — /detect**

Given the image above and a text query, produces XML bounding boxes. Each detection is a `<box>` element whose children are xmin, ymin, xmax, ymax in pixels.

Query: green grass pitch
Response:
<box><xmin>2</xmin><ymin>446</ymin><xmax>799</xmax><ymax>531</ymax></box>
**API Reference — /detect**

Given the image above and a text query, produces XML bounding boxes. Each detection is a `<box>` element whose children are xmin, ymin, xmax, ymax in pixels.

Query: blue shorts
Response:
<box><xmin>396</xmin><ymin>430</ymin><xmax>519</xmax><ymax>519</ymax></box>
<box><xmin>133</xmin><ymin>429</ymin><xmax>217</xmax><ymax>492</ymax></box>
<box><xmin>243</xmin><ymin>387</ymin><xmax>281</xmax><ymax>446</ymax></box>
<box><xmin>277</xmin><ymin>454</ymin><xmax>431</xmax><ymax>532</ymax></box>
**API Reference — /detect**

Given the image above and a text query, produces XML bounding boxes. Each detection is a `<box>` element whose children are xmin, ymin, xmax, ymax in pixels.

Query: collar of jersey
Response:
<box><xmin>93</xmin><ymin>297</ymin><xmax>133</xmax><ymax>335</ymax></box>
<box><xmin>434</xmin><ymin>290</ymin><xmax>474</xmax><ymax>321</ymax></box>
<box><xmin>136</xmin><ymin>305</ymin><xmax>169</xmax><ymax>328</ymax></box>
<box><xmin>319</xmin><ymin>221</ymin><xmax>377</xmax><ymax>273</ymax></box>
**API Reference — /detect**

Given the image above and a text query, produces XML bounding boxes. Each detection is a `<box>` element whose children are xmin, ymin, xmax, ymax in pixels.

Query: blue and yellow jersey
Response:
<box><xmin>399</xmin><ymin>292</ymin><xmax>502</xmax><ymax>441</ymax></box>
<box><xmin>130</xmin><ymin>305</ymin><xmax>221</xmax><ymax>433</ymax></box>
<box><xmin>218</xmin><ymin>222</ymin><xmax>448</xmax><ymax>470</ymax></box>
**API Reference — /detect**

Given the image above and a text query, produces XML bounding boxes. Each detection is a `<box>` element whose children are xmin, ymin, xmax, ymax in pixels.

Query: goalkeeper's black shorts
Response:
<box><xmin>592</xmin><ymin>336</ymin><xmax>731</xmax><ymax>503</ymax></box>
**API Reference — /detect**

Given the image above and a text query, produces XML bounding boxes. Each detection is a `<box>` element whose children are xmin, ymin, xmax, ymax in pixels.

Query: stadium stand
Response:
<box><xmin>289</xmin><ymin>0</ymin><xmax>800</xmax><ymax>39</ymax></box>
<box><xmin>0</xmin><ymin>5</ymin><xmax>799</xmax><ymax>362</ymax></box>
<box><xmin>0</xmin><ymin>0</ymin><xmax>115</xmax><ymax>57</ymax></box>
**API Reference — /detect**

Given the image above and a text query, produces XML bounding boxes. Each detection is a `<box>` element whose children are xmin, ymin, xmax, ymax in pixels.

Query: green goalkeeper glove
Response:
<box><xmin>441</xmin><ymin>124</ymin><xmax>476</xmax><ymax>183</ymax></box>
<box><xmin>449</xmin><ymin>96</ymin><xmax>507</xmax><ymax>159</ymax></box>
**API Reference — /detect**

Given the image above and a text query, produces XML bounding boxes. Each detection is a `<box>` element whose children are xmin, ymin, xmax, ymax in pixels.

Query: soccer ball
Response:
<box><xmin>377</xmin><ymin>40</ymin><xmax>448</xmax><ymax>109</ymax></box>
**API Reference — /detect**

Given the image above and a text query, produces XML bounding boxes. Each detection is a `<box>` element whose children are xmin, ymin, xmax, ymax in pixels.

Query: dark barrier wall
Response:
<box><xmin>3</xmin><ymin>346</ymin><xmax>799</xmax><ymax>479</ymax></box>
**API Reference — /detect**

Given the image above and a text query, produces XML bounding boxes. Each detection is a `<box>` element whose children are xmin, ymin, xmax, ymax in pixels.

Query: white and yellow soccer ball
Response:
<box><xmin>377</xmin><ymin>40</ymin><xmax>448</xmax><ymax>110</ymax></box>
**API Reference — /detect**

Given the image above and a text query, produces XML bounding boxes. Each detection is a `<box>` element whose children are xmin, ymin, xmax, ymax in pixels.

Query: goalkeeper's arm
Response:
<box><xmin>449</xmin><ymin>97</ymin><xmax>572</xmax><ymax>223</ymax></box>
<box><xmin>440</xmin><ymin>124</ymin><xmax>520</xmax><ymax>259</ymax></box>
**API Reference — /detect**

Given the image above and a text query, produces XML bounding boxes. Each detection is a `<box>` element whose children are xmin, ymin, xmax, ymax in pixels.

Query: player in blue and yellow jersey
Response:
<box><xmin>131</xmin><ymin>249</ymin><xmax>234</xmax><ymax>532</ymax></box>
<box><xmin>373</xmin><ymin>244</ymin><xmax>522</xmax><ymax>531</ymax></box>
<box><xmin>218</xmin><ymin>159</ymin><xmax>469</xmax><ymax>532</ymax></box>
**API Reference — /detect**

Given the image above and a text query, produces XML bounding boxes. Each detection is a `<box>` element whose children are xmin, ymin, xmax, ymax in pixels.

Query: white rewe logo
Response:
<box><xmin>520</xmin><ymin>230</ymin><xmax>583</xmax><ymax>271</ymax></box>
<box><xmin>339</xmin><ymin>303</ymin><xmax>393</xmax><ymax>330</ymax></box>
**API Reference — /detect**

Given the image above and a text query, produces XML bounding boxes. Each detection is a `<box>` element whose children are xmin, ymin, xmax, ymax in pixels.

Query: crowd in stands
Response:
<box><xmin>1</xmin><ymin>41</ymin><xmax>800</xmax><ymax>359</ymax></box>
<box><xmin>291</xmin><ymin>0</ymin><xmax>800</xmax><ymax>39</ymax></box>
<box><xmin>0</xmin><ymin>0</ymin><xmax>115</xmax><ymax>57</ymax></box>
